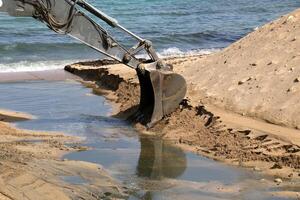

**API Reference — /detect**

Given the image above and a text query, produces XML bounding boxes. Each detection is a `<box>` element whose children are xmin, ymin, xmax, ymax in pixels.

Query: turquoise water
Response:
<box><xmin>0</xmin><ymin>0</ymin><xmax>299</xmax><ymax>71</ymax></box>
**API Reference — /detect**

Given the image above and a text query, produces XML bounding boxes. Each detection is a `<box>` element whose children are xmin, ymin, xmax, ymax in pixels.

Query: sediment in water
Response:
<box><xmin>0</xmin><ymin>110</ymin><xmax>128</xmax><ymax>200</ymax></box>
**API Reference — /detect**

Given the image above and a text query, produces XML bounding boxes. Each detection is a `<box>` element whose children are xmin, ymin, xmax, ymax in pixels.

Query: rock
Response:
<box><xmin>247</xmin><ymin>77</ymin><xmax>253</xmax><ymax>81</ymax></box>
<box><xmin>286</xmin><ymin>146</ymin><xmax>300</xmax><ymax>153</ymax></box>
<box><xmin>274</xmin><ymin>178</ymin><xmax>283</xmax><ymax>184</ymax></box>
<box><xmin>253</xmin><ymin>167</ymin><xmax>262</xmax><ymax>171</ymax></box>
<box><xmin>271</xmin><ymin>163</ymin><xmax>283</xmax><ymax>169</ymax></box>
<box><xmin>291</xmin><ymin>37</ymin><xmax>297</xmax><ymax>42</ymax></box>
<box><xmin>287</xmin><ymin>86</ymin><xmax>297</xmax><ymax>93</ymax></box>
<box><xmin>238</xmin><ymin>77</ymin><xmax>252</xmax><ymax>85</ymax></box>
<box><xmin>255</xmin><ymin>135</ymin><xmax>268</xmax><ymax>141</ymax></box>
<box><xmin>238</xmin><ymin>80</ymin><xmax>245</xmax><ymax>85</ymax></box>
<box><xmin>283</xmin><ymin>15</ymin><xmax>296</xmax><ymax>24</ymax></box>
<box><xmin>287</xmin><ymin>15</ymin><xmax>296</xmax><ymax>22</ymax></box>
<box><xmin>294</xmin><ymin>77</ymin><xmax>300</xmax><ymax>83</ymax></box>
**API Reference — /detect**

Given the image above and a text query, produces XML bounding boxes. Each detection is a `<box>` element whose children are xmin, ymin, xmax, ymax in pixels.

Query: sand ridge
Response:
<box><xmin>177</xmin><ymin>8</ymin><xmax>300</xmax><ymax>130</ymax></box>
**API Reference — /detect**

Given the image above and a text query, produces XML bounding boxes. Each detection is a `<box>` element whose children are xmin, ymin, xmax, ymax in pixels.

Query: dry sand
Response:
<box><xmin>0</xmin><ymin>110</ymin><xmax>128</xmax><ymax>200</ymax></box>
<box><xmin>178</xmin><ymin>8</ymin><xmax>300</xmax><ymax>130</ymax></box>
<box><xmin>65</xmin><ymin>8</ymin><xmax>300</xmax><ymax>181</ymax></box>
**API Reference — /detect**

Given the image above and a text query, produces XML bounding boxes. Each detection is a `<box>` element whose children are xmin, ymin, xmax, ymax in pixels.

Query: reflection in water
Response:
<box><xmin>137</xmin><ymin>137</ymin><xmax>187</xmax><ymax>180</ymax></box>
<box><xmin>0</xmin><ymin>82</ymin><xmax>285</xmax><ymax>200</ymax></box>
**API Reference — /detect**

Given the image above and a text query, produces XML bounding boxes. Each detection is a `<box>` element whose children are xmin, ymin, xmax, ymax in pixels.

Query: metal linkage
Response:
<box><xmin>0</xmin><ymin>0</ymin><xmax>187</xmax><ymax>126</ymax></box>
<box><xmin>70</xmin><ymin>0</ymin><xmax>164</xmax><ymax>68</ymax></box>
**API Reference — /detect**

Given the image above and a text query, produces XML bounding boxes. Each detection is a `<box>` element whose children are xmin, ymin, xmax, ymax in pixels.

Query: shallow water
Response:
<box><xmin>61</xmin><ymin>175</ymin><xmax>88</xmax><ymax>185</ymax></box>
<box><xmin>0</xmin><ymin>80</ymin><xmax>293</xmax><ymax>200</ymax></box>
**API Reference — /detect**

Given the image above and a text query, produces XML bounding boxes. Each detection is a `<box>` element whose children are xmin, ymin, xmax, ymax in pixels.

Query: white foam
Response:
<box><xmin>137</xmin><ymin>47</ymin><xmax>220</xmax><ymax>59</ymax></box>
<box><xmin>0</xmin><ymin>48</ymin><xmax>220</xmax><ymax>73</ymax></box>
<box><xmin>0</xmin><ymin>60</ymin><xmax>77</xmax><ymax>73</ymax></box>
<box><xmin>158</xmin><ymin>47</ymin><xmax>220</xmax><ymax>58</ymax></box>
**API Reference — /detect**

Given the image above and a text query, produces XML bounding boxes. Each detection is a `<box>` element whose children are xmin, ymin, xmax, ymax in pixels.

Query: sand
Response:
<box><xmin>178</xmin><ymin>8</ymin><xmax>300</xmax><ymax>130</ymax></box>
<box><xmin>65</xmin><ymin>8</ymin><xmax>300</xmax><ymax>181</ymax></box>
<box><xmin>1</xmin><ymin>7</ymin><xmax>299</xmax><ymax>198</ymax></box>
<box><xmin>0</xmin><ymin>110</ymin><xmax>128</xmax><ymax>200</ymax></box>
<box><xmin>0</xmin><ymin>109</ymin><xmax>35</xmax><ymax>122</ymax></box>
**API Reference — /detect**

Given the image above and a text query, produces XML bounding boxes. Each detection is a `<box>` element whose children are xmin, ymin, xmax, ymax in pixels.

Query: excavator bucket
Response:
<box><xmin>136</xmin><ymin>65</ymin><xmax>187</xmax><ymax>127</ymax></box>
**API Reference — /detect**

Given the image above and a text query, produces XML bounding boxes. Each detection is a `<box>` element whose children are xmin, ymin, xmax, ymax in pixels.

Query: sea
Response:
<box><xmin>0</xmin><ymin>0</ymin><xmax>299</xmax><ymax>72</ymax></box>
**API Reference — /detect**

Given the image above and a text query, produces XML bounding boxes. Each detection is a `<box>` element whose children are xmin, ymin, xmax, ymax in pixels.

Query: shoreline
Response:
<box><xmin>0</xmin><ymin>109</ymin><xmax>128</xmax><ymax>200</ymax></box>
<box><xmin>65</xmin><ymin>61</ymin><xmax>300</xmax><ymax>182</ymax></box>
<box><xmin>0</xmin><ymin>7</ymin><xmax>299</xmax><ymax>198</ymax></box>
<box><xmin>0</xmin><ymin>65</ymin><xmax>299</xmax><ymax>198</ymax></box>
<box><xmin>0</xmin><ymin>69</ymin><xmax>81</xmax><ymax>83</ymax></box>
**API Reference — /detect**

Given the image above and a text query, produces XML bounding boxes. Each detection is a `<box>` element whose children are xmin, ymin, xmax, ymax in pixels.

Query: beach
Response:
<box><xmin>0</xmin><ymin>1</ymin><xmax>300</xmax><ymax>199</ymax></box>
<box><xmin>0</xmin><ymin>80</ymin><xmax>299</xmax><ymax>199</ymax></box>
<box><xmin>65</xmin><ymin>8</ymin><xmax>300</xmax><ymax>184</ymax></box>
<box><xmin>0</xmin><ymin>110</ymin><xmax>128</xmax><ymax>200</ymax></box>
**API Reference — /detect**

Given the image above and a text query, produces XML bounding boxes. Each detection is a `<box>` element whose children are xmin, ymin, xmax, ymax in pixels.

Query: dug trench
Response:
<box><xmin>65</xmin><ymin>59</ymin><xmax>300</xmax><ymax>181</ymax></box>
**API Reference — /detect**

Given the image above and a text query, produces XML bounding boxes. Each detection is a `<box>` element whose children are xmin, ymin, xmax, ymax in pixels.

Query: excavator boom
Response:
<box><xmin>0</xmin><ymin>0</ymin><xmax>187</xmax><ymax>126</ymax></box>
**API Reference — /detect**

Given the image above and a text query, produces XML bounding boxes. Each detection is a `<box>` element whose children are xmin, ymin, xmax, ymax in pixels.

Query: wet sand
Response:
<box><xmin>64</xmin><ymin>8</ymin><xmax>300</xmax><ymax>186</ymax></box>
<box><xmin>0</xmin><ymin>109</ymin><xmax>35</xmax><ymax>122</ymax></box>
<box><xmin>0</xmin><ymin>7</ymin><xmax>299</xmax><ymax>200</ymax></box>
<box><xmin>0</xmin><ymin>110</ymin><xmax>128</xmax><ymax>200</ymax></box>
<box><xmin>0</xmin><ymin>70</ymin><xmax>81</xmax><ymax>83</ymax></box>
<box><xmin>65</xmin><ymin>62</ymin><xmax>300</xmax><ymax>182</ymax></box>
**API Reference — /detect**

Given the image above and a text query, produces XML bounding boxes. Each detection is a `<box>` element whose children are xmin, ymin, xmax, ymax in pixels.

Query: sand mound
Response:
<box><xmin>178</xmin><ymin>8</ymin><xmax>300</xmax><ymax>129</ymax></box>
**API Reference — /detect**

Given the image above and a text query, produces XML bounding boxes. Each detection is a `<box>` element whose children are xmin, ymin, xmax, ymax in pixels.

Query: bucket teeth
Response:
<box><xmin>136</xmin><ymin>66</ymin><xmax>187</xmax><ymax>127</ymax></box>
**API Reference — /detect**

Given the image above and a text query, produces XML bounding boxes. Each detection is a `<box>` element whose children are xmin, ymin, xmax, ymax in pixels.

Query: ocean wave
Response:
<box><xmin>158</xmin><ymin>47</ymin><xmax>220</xmax><ymax>58</ymax></box>
<box><xmin>0</xmin><ymin>60</ymin><xmax>78</xmax><ymax>73</ymax></box>
<box><xmin>0</xmin><ymin>47</ymin><xmax>219</xmax><ymax>73</ymax></box>
<box><xmin>138</xmin><ymin>47</ymin><xmax>220</xmax><ymax>59</ymax></box>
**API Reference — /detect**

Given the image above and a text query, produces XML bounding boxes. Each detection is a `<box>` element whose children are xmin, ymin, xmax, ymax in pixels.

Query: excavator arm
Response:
<box><xmin>0</xmin><ymin>0</ymin><xmax>187</xmax><ymax>126</ymax></box>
